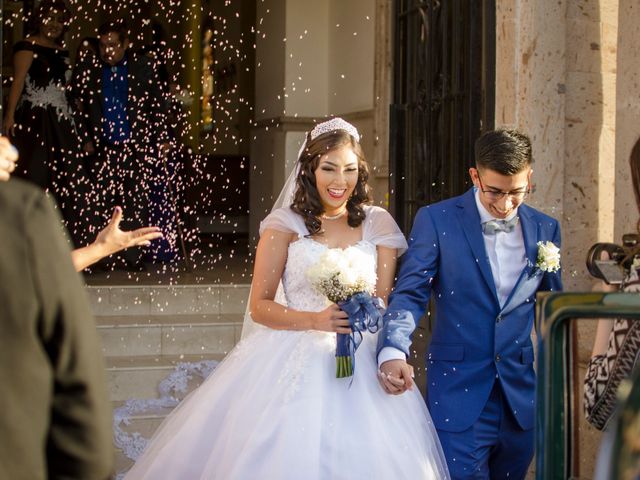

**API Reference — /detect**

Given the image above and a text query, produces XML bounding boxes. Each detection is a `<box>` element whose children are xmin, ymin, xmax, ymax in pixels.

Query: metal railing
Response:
<box><xmin>536</xmin><ymin>292</ymin><xmax>640</xmax><ymax>479</ymax></box>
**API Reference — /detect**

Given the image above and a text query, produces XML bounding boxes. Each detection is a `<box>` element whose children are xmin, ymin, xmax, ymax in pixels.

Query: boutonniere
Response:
<box><xmin>536</xmin><ymin>241</ymin><xmax>561</xmax><ymax>273</ymax></box>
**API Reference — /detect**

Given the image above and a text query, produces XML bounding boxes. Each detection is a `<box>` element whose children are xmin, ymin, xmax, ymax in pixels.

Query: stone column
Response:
<box><xmin>614</xmin><ymin>0</ymin><xmax>640</xmax><ymax>238</ymax></box>
<box><xmin>250</xmin><ymin>0</ymin><xmax>378</xmax><ymax>243</ymax></box>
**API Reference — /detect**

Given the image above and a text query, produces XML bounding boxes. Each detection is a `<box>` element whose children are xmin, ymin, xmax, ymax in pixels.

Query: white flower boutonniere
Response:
<box><xmin>536</xmin><ymin>241</ymin><xmax>561</xmax><ymax>273</ymax></box>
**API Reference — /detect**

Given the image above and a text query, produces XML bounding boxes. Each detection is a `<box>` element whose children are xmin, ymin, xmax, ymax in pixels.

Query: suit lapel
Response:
<box><xmin>519</xmin><ymin>205</ymin><xmax>539</xmax><ymax>267</ymax></box>
<box><xmin>457</xmin><ymin>189</ymin><xmax>500</xmax><ymax>306</ymax></box>
<box><xmin>500</xmin><ymin>205</ymin><xmax>542</xmax><ymax>315</ymax></box>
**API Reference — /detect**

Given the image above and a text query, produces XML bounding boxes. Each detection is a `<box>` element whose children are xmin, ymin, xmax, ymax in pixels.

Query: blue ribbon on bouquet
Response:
<box><xmin>336</xmin><ymin>292</ymin><xmax>385</xmax><ymax>378</ymax></box>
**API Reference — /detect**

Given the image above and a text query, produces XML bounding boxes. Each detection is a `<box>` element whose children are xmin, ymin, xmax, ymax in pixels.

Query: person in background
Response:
<box><xmin>584</xmin><ymin>136</ymin><xmax>640</xmax><ymax>430</ymax></box>
<box><xmin>71</xmin><ymin>19</ymin><xmax>174</xmax><ymax>269</ymax></box>
<box><xmin>2</xmin><ymin>0</ymin><xmax>97</xmax><ymax>246</ymax></box>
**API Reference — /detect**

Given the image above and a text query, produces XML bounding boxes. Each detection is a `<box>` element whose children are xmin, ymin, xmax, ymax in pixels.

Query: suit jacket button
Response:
<box><xmin>495</xmin><ymin>354</ymin><xmax>501</xmax><ymax>362</ymax></box>
<box><xmin>496</xmin><ymin>315</ymin><xmax>502</xmax><ymax>323</ymax></box>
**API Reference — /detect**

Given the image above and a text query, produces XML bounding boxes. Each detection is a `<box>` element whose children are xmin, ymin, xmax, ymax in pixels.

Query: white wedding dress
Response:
<box><xmin>125</xmin><ymin>206</ymin><xmax>449</xmax><ymax>480</ymax></box>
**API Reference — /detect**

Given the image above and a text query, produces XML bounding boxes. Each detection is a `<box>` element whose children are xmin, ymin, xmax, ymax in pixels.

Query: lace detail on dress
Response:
<box><xmin>19</xmin><ymin>74</ymin><xmax>74</xmax><ymax>121</ymax></box>
<box><xmin>282</xmin><ymin>237</ymin><xmax>377</xmax><ymax>312</ymax></box>
<box><xmin>277</xmin><ymin>333</ymin><xmax>312</xmax><ymax>403</ymax></box>
<box><xmin>113</xmin><ymin>360</ymin><xmax>218</xmax><ymax>479</ymax></box>
<box><xmin>268</xmin><ymin>238</ymin><xmax>377</xmax><ymax>402</ymax></box>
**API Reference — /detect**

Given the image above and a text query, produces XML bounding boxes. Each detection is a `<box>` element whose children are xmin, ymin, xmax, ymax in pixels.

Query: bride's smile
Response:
<box><xmin>314</xmin><ymin>144</ymin><xmax>359</xmax><ymax>214</ymax></box>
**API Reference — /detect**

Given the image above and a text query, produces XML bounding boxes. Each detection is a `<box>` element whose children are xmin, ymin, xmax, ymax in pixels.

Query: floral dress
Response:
<box><xmin>12</xmin><ymin>41</ymin><xmax>96</xmax><ymax>245</ymax></box>
<box><xmin>584</xmin><ymin>259</ymin><xmax>640</xmax><ymax>430</ymax></box>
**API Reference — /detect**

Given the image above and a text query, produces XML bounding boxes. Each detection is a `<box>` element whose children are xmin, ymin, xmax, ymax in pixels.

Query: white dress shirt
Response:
<box><xmin>474</xmin><ymin>189</ymin><xmax>527</xmax><ymax>307</ymax></box>
<box><xmin>378</xmin><ymin>189</ymin><xmax>527</xmax><ymax>367</ymax></box>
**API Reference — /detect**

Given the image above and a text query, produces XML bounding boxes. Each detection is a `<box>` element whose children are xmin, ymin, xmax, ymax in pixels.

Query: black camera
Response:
<box><xmin>586</xmin><ymin>234</ymin><xmax>640</xmax><ymax>284</ymax></box>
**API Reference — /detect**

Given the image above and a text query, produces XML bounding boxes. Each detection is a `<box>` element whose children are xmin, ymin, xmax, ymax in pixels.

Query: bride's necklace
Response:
<box><xmin>321</xmin><ymin>209</ymin><xmax>347</xmax><ymax>221</ymax></box>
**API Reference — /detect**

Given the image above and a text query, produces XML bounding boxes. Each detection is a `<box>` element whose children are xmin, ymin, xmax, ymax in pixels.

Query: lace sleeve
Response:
<box><xmin>259</xmin><ymin>207</ymin><xmax>307</xmax><ymax>237</ymax></box>
<box><xmin>363</xmin><ymin>206</ymin><xmax>408</xmax><ymax>255</ymax></box>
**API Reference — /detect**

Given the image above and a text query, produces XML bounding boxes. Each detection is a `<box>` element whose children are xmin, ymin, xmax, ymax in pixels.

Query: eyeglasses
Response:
<box><xmin>477</xmin><ymin>174</ymin><xmax>529</xmax><ymax>201</ymax></box>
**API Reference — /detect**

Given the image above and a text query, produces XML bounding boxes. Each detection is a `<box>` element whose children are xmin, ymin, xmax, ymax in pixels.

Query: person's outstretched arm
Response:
<box><xmin>0</xmin><ymin>137</ymin><xmax>162</xmax><ymax>271</ymax></box>
<box><xmin>71</xmin><ymin>206</ymin><xmax>163</xmax><ymax>271</ymax></box>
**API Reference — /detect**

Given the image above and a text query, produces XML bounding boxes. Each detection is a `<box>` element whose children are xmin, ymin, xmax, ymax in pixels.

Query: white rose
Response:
<box><xmin>536</xmin><ymin>241</ymin><xmax>561</xmax><ymax>273</ymax></box>
<box><xmin>344</xmin><ymin>248</ymin><xmax>375</xmax><ymax>280</ymax></box>
<box><xmin>337</xmin><ymin>268</ymin><xmax>359</xmax><ymax>287</ymax></box>
<box><xmin>323</xmin><ymin>249</ymin><xmax>347</xmax><ymax>272</ymax></box>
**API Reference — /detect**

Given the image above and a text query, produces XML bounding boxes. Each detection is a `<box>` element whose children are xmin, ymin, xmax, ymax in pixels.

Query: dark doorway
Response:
<box><xmin>390</xmin><ymin>0</ymin><xmax>496</xmax><ymax>234</ymax></box>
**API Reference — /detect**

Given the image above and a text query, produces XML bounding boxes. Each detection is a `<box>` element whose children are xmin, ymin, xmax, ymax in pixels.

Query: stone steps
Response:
<box><xmin>86</xmin><ymin>284</ymin><xmax>249</xmax><ymax>476</ymax></box>
<box><xmin>96</xmin><ymin>314</ymin><xmax>243</xmax><ymax>357</ymax></box>
<box><xmin>86</xmin><ymin>284</ymin><xmax>250</xmax><ymax>317</ymax></box>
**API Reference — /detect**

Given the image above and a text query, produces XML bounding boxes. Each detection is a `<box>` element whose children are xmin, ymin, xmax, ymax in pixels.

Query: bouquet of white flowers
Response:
<box><xmin>306</xmin><ymin>248</ymin><xmax>382</xmax><ymax>377</ymax></box>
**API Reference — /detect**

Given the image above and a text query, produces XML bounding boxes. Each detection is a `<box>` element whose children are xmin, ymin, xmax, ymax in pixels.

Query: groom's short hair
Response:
<box><xmin>475</xmin><ymin>129</ymin><xmax>532</xmax><ymax>175</ymax></box>
<box><xmin>98</xmin><ymin>19</ymin><xmax>129</xmax><ymax>44</ymax></box>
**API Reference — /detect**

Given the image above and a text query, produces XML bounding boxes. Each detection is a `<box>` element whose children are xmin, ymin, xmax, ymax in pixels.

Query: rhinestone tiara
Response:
<box><xmin>309</xmin><ymin>117</ymin><xmax>360</xmax><ymax>143</ymax></box>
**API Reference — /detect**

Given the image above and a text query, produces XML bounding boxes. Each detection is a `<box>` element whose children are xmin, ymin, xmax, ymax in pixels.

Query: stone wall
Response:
<box><xmin>495</xmin><ymin>0</ymin><xmax>640</xmax><ymax>476</ymax></box>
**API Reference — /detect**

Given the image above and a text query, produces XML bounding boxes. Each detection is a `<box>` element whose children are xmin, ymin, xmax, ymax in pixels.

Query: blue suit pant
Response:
<box><xmin>435</xmin><ymin>382</ymin><xmax>534</xmax><ymax>479</ymax></box>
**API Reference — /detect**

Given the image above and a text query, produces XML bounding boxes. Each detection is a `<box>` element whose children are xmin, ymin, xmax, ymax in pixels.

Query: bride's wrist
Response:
<box><xmin>308</xmin><ymin>312</ymin><xmax>319</xmax><ymax>331</ymax></box>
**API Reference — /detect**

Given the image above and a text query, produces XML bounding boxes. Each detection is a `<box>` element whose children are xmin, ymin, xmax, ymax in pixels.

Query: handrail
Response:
<box><xmin>535</xmin><ymin>292</ymin><xmax>640</xmax><ymax>479</ymax></box>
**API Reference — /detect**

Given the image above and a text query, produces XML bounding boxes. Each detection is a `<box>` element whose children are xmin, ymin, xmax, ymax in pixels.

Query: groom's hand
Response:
<box><xmin>378</xmin><ymin>359</ymin><xmax>414</xmax><ymax>395</ymax></box>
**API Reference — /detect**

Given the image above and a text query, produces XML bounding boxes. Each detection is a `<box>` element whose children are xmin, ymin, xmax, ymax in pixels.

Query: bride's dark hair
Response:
<box><xmin>291</xmin><ymin>129</ymin><xmax>372</xmax><ymax>235</ymax></box>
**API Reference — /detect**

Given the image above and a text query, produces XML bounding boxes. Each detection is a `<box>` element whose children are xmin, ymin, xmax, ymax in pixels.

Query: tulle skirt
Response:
<box><xmin>125</xmin><ymin>327</ymin><xmax>449</xmax><ymax>479</ymax></box>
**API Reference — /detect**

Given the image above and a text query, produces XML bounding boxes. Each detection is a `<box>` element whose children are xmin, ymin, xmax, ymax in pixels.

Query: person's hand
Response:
<box><xmin>0</xmin><ymin>136</ymin><xmax>19</xmax><ymax>181</ymax></box>
<box><xmin>2</xmin><ymin>116</ymin><xmax>16</xmax><ymax>138</ymax></box>
<box><xmin>94</xmin><ymin>206</ymin><xmax>163</xmax><ymax>256</ymax></box>
<box><xmin>83</xmin><ymin>141</ymin><xmax>95</xmax><ymax>155</ymax></box>
<box><xmin>378</xmin><ymin>359</ymin><xmax>414</xmax><ymax>395</ymax></box>
<box><xmin>311</xmin><ymin>304</ymin><xmax>351</xmax><ymax>333</ymax></box>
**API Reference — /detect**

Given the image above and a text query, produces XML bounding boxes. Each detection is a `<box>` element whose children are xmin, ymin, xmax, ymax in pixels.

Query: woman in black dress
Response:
<box><xmin>2</xmin><ymin>0</ymin><xmax>96</xmax><ymax>245</ymax></box>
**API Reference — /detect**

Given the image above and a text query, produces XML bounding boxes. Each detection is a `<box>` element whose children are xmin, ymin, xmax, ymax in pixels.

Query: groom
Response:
<box><xmin>378</xmin><ymin>129</ymin><xmax>562</xmax><ymax>479</ymax></box>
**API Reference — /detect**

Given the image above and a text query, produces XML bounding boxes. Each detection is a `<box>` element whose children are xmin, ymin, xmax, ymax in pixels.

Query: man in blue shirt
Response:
<box><xmin>73</xmin><ymin>20</ymin><xmax>169</xmax><ymax>269</ymax></box>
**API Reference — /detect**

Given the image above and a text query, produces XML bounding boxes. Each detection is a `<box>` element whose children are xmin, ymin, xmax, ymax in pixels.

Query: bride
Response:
<box><xmin>125</xmin><ymin>118</ymin><xmax>449</xmax><ymax>479</ymax></box>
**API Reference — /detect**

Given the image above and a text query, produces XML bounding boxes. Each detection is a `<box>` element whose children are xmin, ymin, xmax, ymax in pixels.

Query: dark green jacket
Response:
<box><xmin>0</xmin><ymin>179</ymin><xmax>113</xmax><ymax>479</ymax></box>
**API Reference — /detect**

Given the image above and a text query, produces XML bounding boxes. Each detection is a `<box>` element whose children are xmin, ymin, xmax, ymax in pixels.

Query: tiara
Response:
<box><xmin>309</xmin><ymin>117</ymin><xmax>360</xmax><ymax>142</ymax></box>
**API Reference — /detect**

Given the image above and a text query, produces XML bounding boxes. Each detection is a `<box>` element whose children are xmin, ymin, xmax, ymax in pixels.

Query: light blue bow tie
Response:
<box><xmin>482</xmin><ymin>216</ymin><xmax>519</xmax><ymax>235</ymax></box>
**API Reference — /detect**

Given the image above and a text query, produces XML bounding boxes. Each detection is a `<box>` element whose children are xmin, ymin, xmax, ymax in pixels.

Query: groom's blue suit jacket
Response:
<box><xmin>380</xmin><ymin>188</ymin><xmax>563</xmax><ymax>433</ymax></box>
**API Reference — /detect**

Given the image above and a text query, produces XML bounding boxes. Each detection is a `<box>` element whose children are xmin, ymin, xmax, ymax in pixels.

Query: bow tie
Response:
<box><xmin>482</xmin><ymin>216</ymin><xmax>519</xmax><ymax>235</ymax></box>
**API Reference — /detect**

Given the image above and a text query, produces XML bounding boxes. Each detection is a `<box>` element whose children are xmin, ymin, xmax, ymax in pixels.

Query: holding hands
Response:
<box><xmin>379</xmin><ymin>359</ymin><xmax>414</xmax><ymax>395</ymax></box>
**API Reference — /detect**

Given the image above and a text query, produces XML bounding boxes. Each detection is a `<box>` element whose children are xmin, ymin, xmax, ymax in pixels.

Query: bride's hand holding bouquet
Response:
<box><xmin>311</xmin><ymin>304</ymin><xmax>351</xmax><ymax>335</ymax></box>
<box><xmin>306</xmin><ymin>248</ymin><xmax>385</xmax><ymax>378</ymax></box>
